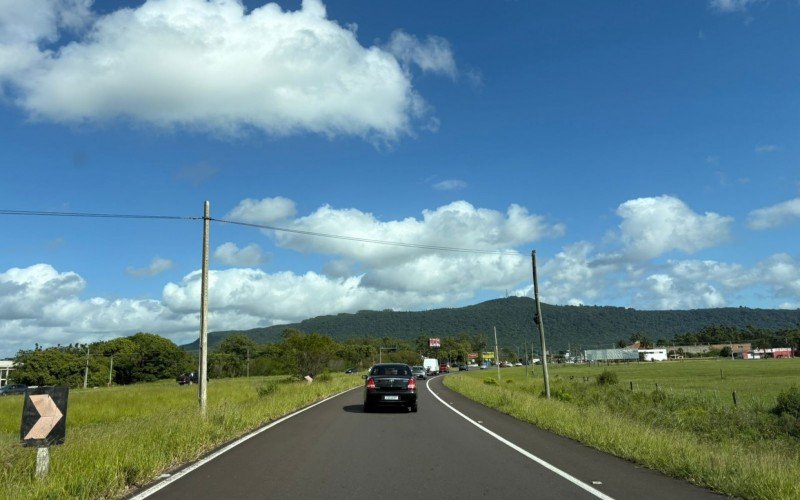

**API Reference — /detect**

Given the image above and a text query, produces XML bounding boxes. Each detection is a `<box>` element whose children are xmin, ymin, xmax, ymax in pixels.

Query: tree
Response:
<box><xmin>282</xmin><ymin>332</ymin><xmax>339</xmax><ymax>376</ymax></box>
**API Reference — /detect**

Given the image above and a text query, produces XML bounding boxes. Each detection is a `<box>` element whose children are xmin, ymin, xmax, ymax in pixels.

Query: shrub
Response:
<box><xmin>315</xmin><ymin>372</ymin><xmax>332</xmax><ymax>382</ymax></box>
<box><xmin>596</xmin><ymin>370</ymin><xmax>618</xmax><ymax>386</ymax></box>
<box><xmin>483</xmin><ymin>377</ymin><xmax>498</xmax><ymax>385</ymax></box>
<box><xmin>773</xmin><ymin>386</ymin><xmax>800</xmax><ymax>419</ymax></box>
<box><xmin>505</xmin><ymin>379</ymin><xmax>514</xmax><ymax>384</ymax></box>
<box><xmin>257</xmin><ymin>382</ymin><xmax>278</xmax><ymax>398</ymax></box>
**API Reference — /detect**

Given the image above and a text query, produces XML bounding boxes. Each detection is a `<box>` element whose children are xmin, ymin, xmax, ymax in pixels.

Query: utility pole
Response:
<box><xmin>524</xmin><ymin>342</ymin><xmax>529</xmax><ymax>378</ymax></box>
<box><xmin>83</xmin><ymin>345</ymin><xmax>90</xmax><ymax>389</ymax></box>
<box><xmin>198</xmin><ymin>201</ymin><xmax>210</xmax><ymax>415</ymax></box>
<box><xmin>494</xmin><ymin>326</ymin><xmax>501</xmax><ymax>381</ymax></box>
<box><xmin>108</xmin><ymin>355</ymin><xmax>113</xmax><ymax>386</ymax></box>
<box><xmin>246</xmin><ymin>348</ymin><xmax>250</xmax><ymax>378</ymax></box>
<box><xmin>532</xmin><ymin>250</ymin><xmax>550</xmax><ymax>399</ymax></box>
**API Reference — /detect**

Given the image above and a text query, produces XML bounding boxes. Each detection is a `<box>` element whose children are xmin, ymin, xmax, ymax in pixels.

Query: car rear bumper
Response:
<box><xmin>364</xmin><ymin>391</ymin><xmax>417</xmax><ymax>407</ymax></box>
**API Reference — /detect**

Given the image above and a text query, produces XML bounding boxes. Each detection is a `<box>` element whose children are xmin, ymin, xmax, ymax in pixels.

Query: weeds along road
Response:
<box><xmin>132</xmin><ymin>374</ymin><xmax>722</xmax><ymax>500</ymax></box>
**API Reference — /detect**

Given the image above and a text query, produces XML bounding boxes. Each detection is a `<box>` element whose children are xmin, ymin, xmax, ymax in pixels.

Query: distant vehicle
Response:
<box><xmin>514</xmin><ymin>362</ymin><xmax>523</xmax><ymax>366</ymax></box>
<box><xmin>458</xmin><ymin>365</ymin><xmax>469</xmax><ymax>371</ymax></box>
<box><xmin>439</xmin><ymin>363</ymin><xmax>449</xmax><ymax>373</ymax></box>
<box><xmin>0</xmin><ymin>383</ymin><xmax>27</xmax><ymax>396</ymax></box>
<box><xmin>363</xmin><ymin>363</ymin><xmax>417</xmax><ymax>413</ymax></box>
<box><xmin>176</xmin><ymin>372</ymin><xmax>198</xmax><ymax>385</ymax></box>
<box><xmin>411</xmin><ymin>366</ymin><xmax>427</xmax><ymax>379</ymax></box>
<box><xmin>480</xmin><ymin>362</ymin><xmax>490</xmax><ymax>370</ymax></box>
<box><xmin>345</xmin><ymin>367</ymin><xmax>358</xmax><ymax>374</ymax></box>
<box><xmin>423</xmin><ymin>358</ymin><xmax>439</xmax><ymax>375</ymax></box>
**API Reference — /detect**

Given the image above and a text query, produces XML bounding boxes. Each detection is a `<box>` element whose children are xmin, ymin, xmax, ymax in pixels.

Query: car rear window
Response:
<box><xmin>370</xmin><ymin>365</ymin><xmax>411</xmax><ymax>376</ymax></box>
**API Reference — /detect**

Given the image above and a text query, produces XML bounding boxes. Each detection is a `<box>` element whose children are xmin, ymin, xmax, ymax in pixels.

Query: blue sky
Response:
<box><xmin>0</xmin><ymin>0</ymin><xmax>798</xmax><ymax>357</ymax></box>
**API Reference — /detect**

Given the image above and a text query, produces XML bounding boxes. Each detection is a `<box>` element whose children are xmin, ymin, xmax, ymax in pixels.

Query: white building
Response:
<box><xmin>638</xmin><ymin>349</ymin><xmax>668</xmax><ymax>361</ymax></box>
<box><xmin>0</xmin><ymin>360</ymin><xmax>15</xmax><ymax>386</ymax></box>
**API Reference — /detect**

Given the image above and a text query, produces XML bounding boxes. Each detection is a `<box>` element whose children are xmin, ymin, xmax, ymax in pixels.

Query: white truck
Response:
<box><xmin>423</xmin><ymin>358</ymin><xmax>439</xmax><ymax>375</ymax></box>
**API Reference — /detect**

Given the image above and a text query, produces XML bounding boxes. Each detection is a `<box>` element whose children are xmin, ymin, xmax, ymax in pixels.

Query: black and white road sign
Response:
<box><xmin>21</xmin><ymin>386</ymin><xmax>68</xmax><ymax>447</ymax></box>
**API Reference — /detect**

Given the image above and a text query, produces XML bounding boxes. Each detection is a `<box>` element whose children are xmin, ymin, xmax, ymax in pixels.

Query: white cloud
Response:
<box><xmin>616</xmin><ymin>195</ymin><xmax>732</xmax><ymax>260</ymax></box>
<box><xmin>709</xmin><ymin>0</ymin><xmax>762</xmax><ymax>13</ymax></box>
<box><xmin>225</xmin><ymin>197</ymin><xmax>297</xmax><ymax>225</ymax></box>
<box><xmin>126</xmin><ymin>257</ymin><xmax>173</xmax><ymax>277</ymax></box>
<box><xmin>747</xmin><ymin>198</ymin><xmax>800</xmax><ymax>230</ymax></box>
<box><xmin>385</xmin><ymin>30</ymin><xmax>457</xmax><ymax>78</ymax></box>
<box><xmin>273</xmin><ymin>200</ymin><xmax>564</xmax><ymax>268</ymax></box>
<box><xmin>538</xmin><ymin>242</ymin><xmax>619</xmax><ymax>306</ymax></box>
<box><xmin>162</xmin><ymin>268</ymin><xmax>447</xmax><ymax>324</ymax></box>
<box><xmin>214</xmin><ymin>242</ymin><xmax>265</xmax><ymax>267</ymax></box>
<box><xmin>0</xmin><ymin>264</ymin><xmax>84</xmax><ymax>320</ymax></box>
<box><xmin>755</xmin><ymin>144</ymin><xmax>780</xmax><ymax>153</ymax></box>
<box><xmin>0</xmin><ymin>0</ymin><xmax>453</xmax><ymax>140</ymax></box>
<box><xmin>433</xmin><ymin>179</ymin><xmax>467</xmax><ymax>191</ymax></box>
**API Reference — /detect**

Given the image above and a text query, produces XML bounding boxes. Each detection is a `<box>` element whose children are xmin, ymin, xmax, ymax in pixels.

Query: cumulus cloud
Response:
<box><xmin>538</xmin><ymin>242</ymin><xmax>619</xmax><ymax>306</ymax></box>
<box><xmin>0</xmin><ymin>0</ymin><xmax>454</xmax><ymax>140</ymax></box>
<box><xmin>162</xmin><ymin>268</ymin><xmax>448</xmax><ymax>324</ymax></box>
<box><xmin>747</xmin><ymin>198</ymin><xmax>800</xmax><ymax>230</ymax></box>
<box><xmin>271</xmin><ymin>201</ymin><xmax>564</xmax><ymax>269</ymax></box>
<box><xmin>126</xmin><ymin>257</ymin><xmax>173</xmax><ymax>277</ymax></box>
<box><xmin>214</xmin><ymin>242</ymin><xmax>265</xmax><ymax>267</ymax></box>
<box><xmin>433</xmin><ymin>179</ymin><xmax>467</xmax><ymax>191</ymax></box>
<box><xmin>616</xmin><ymin>195</ymin><xmax>732</xmax><ymax>260</ymax></box>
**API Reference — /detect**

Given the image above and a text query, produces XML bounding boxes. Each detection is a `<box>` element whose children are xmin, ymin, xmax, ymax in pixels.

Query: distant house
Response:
<box><xmin>583</xmin><ymin>349</ymin><xmax>639</xmax><ymax>362</ymax></box>
<box><xmin>638</xmin><ymin>349</ymin><xmax>667</xmax><ymax>361</ymax></box>
<box><xmin>743</xmin><ymin>347</ymin><xmax>793</xmax><ymax>359</ymax></box>
<box><xmin>0</xmin><ymin>360</ymin><xmax>15</xmax><ymax>387</ymax></box>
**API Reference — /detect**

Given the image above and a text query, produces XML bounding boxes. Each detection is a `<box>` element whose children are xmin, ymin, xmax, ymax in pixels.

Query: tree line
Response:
<box><xmin>8</xmin><ymin>329</ymin><xmax>494</xmax><ymax>388</ymax></box>
<box><xmin>10</xmin><ymin>322</ymin><xmax>799</xmax><ymax>388</ymax></box>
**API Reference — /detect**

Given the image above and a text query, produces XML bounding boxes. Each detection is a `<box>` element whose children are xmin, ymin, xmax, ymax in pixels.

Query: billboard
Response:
<box><xmin>482</xmin><ymin>351</ymin><xmax>495</xmax><ymax>360</ymax></box>
<box><xmin>429</xmin><ymin>338</ymin><xmax>441</xmax><ymax>348</ymax></box>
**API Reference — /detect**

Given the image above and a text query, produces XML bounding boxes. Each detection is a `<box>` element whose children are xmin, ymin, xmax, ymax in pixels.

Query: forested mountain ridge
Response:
<box><xmin>182</xmin><ymin>297</ymin><xmax>800</xmax><ymax>352</ymax></box>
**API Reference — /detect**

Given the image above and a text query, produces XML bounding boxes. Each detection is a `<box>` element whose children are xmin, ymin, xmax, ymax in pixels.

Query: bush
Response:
<box><xmin>773</xmin><ymin>386</ymin><xmax>800</xmax><ymax>419</ymax></box>
<box><xmin>596</xmin><ymin>370</ymin><xmax>619</xmax><ymax>386</ymax></box>
<box><xmin>505</xmin><ymin>379</ymin><xmax>514</xmax><ymax>384</ymax></box>
<box><xmin>257</xmin><ymin>382</ymin><xmax>278</xmax><ymax>398</ymax></box>
<box><xmin>483</xmin><ymin>377</ymin><xmax>498</xmax><ymax>385</ymax></box>
<box><xmin>315</xmin><ymin>372</ymin><xmax>332</xmax><ymax>382</ymax></box>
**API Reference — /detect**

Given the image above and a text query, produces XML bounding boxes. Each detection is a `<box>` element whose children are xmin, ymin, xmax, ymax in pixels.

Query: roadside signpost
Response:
<box><xmin>21</xmin><ymin>386</ymin><xmax>69</xmax><ymax>478</ymax></box>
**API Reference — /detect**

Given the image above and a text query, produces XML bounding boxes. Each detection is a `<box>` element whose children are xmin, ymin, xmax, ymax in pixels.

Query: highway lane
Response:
<box><xmin>134</xmin><ymin>374</ymin><xmax>722</xmax><ymax>500</ymax></box>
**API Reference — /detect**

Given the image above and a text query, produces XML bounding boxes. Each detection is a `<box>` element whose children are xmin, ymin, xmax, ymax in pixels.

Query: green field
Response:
<box><xmin>445</xmin><ymin>358</ymin><xmax>800</xmax><ymax>500</ymax></box>
<box><xmin>0</xmin><ymin>374</ymin><xmax>362</xmax><ymax>499</ymax></box>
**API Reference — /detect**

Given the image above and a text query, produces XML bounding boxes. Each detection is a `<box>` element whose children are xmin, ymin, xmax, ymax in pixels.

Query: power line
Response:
<box><xmin>212</xmin><ymin>217</ymin><xmax>523</xmax><ymax>256</ymax></box>
<box><xmin>0</xmin><ymin>208</ymin><xmax>524</xmax><ymax>256</ymax></box>
<box><xmin>0</xmin><ymin>209</ymin><xmax>200</xmax><ymax>221</ymax></box>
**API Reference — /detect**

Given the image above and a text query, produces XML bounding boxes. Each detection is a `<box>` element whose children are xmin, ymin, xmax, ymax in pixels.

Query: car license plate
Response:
<box><xmin>383</xmin><ymin>395</ymin><xmax>399</xmax><ymax>401</ymax></box>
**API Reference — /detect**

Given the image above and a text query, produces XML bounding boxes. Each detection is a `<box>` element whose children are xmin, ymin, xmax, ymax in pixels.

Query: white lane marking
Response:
<box><xmin>130</xmin><ymin>386</ymin><xmax>360</xmax><ymax>500</ymax></box>
<box><xmin>426</xmin><ymin>379</ymin><xmax>614</xmax><ymax>500</ymax></box>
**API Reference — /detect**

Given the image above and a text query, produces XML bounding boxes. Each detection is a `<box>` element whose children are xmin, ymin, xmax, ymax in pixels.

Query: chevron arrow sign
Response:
<box><xmin>21</xmin><ymin>386</ymin><xmax>68</xmax><ymax>447</ymax></box>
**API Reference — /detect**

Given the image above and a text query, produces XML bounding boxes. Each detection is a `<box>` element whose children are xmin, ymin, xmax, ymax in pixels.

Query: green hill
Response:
<box><xmin>181</xmin><ymin>297</ymin><xmax>800</xmax><ymax>352</ymax></box>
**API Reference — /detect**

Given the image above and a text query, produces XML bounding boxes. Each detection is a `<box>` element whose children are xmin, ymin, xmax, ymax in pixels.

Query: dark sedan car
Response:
<box><xmin>0</xmin><ymin>383</ymin><xmax>27</xmax><ymax>396</ymax></box>
<box><xmin>363</xmin><ymin>363</ymin><xmax>417</xmax><ymax>413</ymax></box>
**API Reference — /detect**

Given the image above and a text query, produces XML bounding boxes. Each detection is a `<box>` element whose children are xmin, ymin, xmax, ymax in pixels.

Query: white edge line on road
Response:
<box><xmin>129</xmin><ymin>386</ymin><xmax>360</xmax><ymax>500</ymax></box>
<box><xmin>427</xmin><ymin>378</ymin><xmax>614</xmax><ymax>500</ymax></box>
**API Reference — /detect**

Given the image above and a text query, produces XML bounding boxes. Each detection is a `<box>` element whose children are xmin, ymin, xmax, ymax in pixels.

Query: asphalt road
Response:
<box><xmin>133</xmin><ymin>374</ymin><xmax>722</xmax><ymax>500</ymax></box>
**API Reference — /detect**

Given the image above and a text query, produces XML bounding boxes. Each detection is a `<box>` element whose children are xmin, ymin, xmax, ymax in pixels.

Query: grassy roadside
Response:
<box><xmin>0</xmin><ymin>374</ymin><xmax>362</xmax><ymax>499</ymax></box>
<box><xmin>444</xmin><ymin>360</ymin><xmax>800</xmax><ymax>500</ymax></box>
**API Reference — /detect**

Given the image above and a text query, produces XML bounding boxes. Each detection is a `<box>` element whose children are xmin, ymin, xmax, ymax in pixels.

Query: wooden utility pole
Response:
<box><xmin>494</xmin><ymin>326</ymin><xmax>501</xmax><ymax>381</ymax></box>
<box><xmin>83</xmin><ymin>345</ymin><xmax>89</xmax><ymax>389</ymax></box>
<box><xmin>198</xmin><ymin>201</ymin><xmax>210</xmax><ymax>415</ymax></box>
<box><xmin>532</xmin><ymin>250</ymin><xmax>550</xmax><ymax>399</ymax></box>
<box><xmin>108</xmin><ymin>355</ymin><xmax>113</xmax><ymax>386</ymax></box>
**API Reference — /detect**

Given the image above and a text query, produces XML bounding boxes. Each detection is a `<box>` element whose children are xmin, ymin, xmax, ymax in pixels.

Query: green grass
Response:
<box><xmin>0</xmin><ymin>374</ymin><xmax>362</xmax><ymax>499</ymax></box>
<box><xmin>446</xmin><ymin>359</ymin><xmax>800</xmax><ymax>500</ymax></box>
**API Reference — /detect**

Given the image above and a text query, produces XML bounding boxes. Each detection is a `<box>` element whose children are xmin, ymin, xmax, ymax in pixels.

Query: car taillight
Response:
<box><xmin>366</xmin><ymin>377</ymin><xmax>376</xmax><ymax>390</ymax></box>
<box><xmin>407</xmin><ymin>378</ymin><xmax>416</xmax><ymax>390</ymax></box>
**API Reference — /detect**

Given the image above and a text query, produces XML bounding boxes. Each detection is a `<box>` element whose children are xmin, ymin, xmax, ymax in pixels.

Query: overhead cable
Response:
<box><xmin>212</xmin><ymin>217</ymin><xmax>522</xmax><ymax>256</ymax></box>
